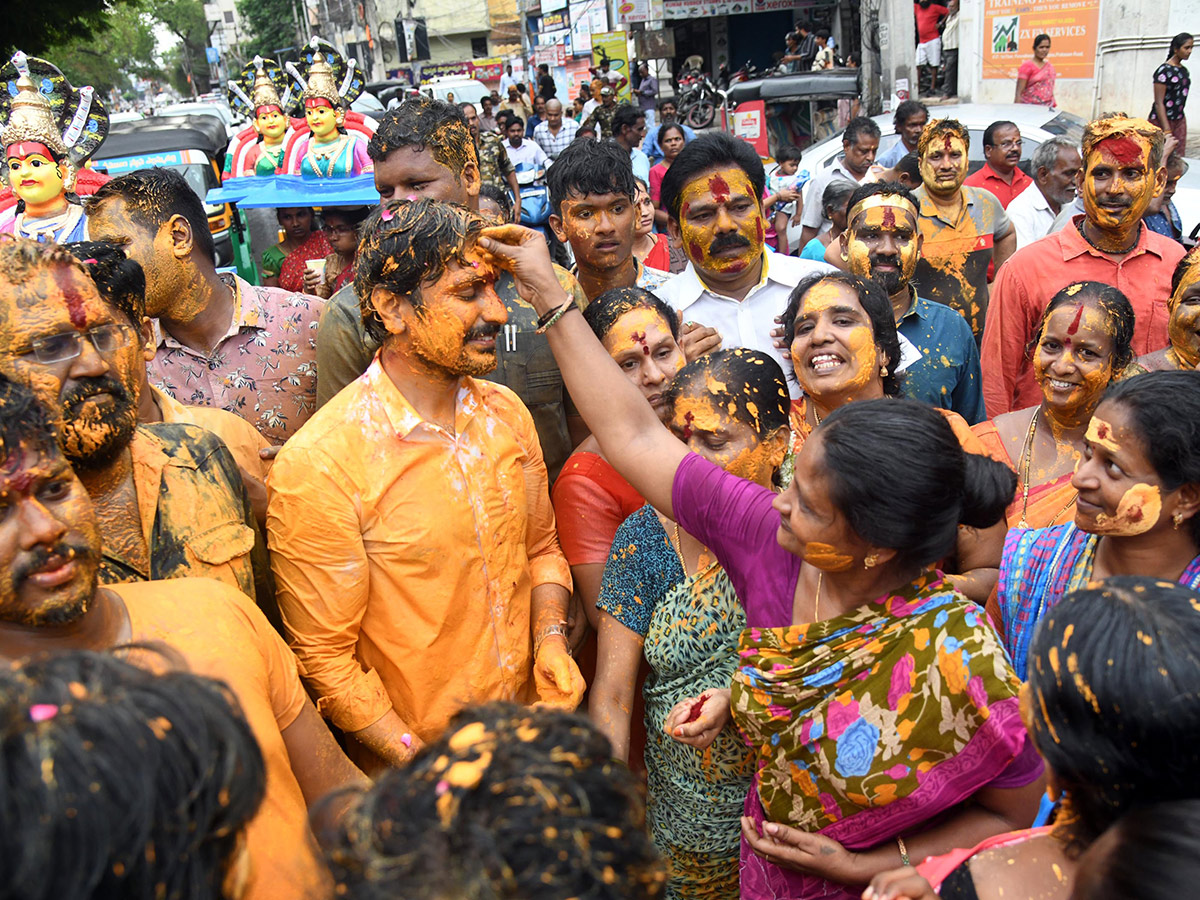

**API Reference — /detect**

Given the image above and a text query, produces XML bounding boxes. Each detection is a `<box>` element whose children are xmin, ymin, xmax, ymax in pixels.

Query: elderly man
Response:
<box><xmin>84</xmin><ymin>168</ymin><xmax>323</xmax><ymax>445</ymax></box>
<box><xmin>315</xmin><ymin>97</ymin><xmax>586</xmax><ymax>478</ymax></box>
<box><xmin>798</xmin><ymin>116</ymin><xmax>882</xmax><ymax>247</ymax></box>
<box><xmin>981</xmin><ymin>114</ymin><xmax>1184</xmax><ymax>415</ymax></box>
<box><xmin>837</xmin><ymin>181</ymin><xmax>985</xmax><ymax>422</ymax></box>
<box><xmin>910</xmin><ymin>118</ymin><xmax>1015</xmax><ymax>338</ymax></box>
<box><xmin>268</xmin><ymin>199</ymin><xmax>583</xmax><ymax>773</ymax></box>
<box><xmin>876</xmin><ymin>100</ymin><xmax>929</xmax><ymax>169</ymax></box>
<box><xmin>1006</xmin><ymin>136</ymin><xmax>1082</xmax><ymax>249</ymax></box>
<box><xmin>656</xmin><ymin>131</ymin><xmax>834</xmax><ymax>390</ymax></box>
<box><xmin>964</xmin><ymin>121</ymin><xmax>1033</xmax><ymax>208</ymax></box>
<box><xmin>532</xmin><ymin>98</ymin><xmax>581</xmax><ymax>160</ymax></box>
<box><xmin>0</xmin><ymin>239</ymin><xmax>270</xmax><ymax>606</ymax></box>
<box><xmin>0</xmin><ymin>372</ymin><xmax>365</xmax><ymax>900</ymax></box>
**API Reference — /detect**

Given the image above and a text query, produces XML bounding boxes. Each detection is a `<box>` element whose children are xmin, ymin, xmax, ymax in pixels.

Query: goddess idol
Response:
<box><xmin>0</xmin><ymin>52</ymin><xmax>108</xmax><ymax>242</ymax></box>
<box><xmin>281</xmin><ymin>38</ymin><xmax>373</xmax><ymax>178</ymax></box>
<box><xmin>224</xmin><ymin>56</ymin><xmax>294</xmax><ymax>178</ymax></box>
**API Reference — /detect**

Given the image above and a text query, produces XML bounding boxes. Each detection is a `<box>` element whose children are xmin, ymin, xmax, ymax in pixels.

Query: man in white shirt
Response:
<box><xmin>533</xmin><ymin>99</ymin><xmax>580</xmax><ymax>160</ymax></box>
<box><xmin>798</xmin><ymin>116</ymin><xmax>881</xmax><ymax>247</ymax></box>
<box><xmin>505</xmin><ymin>116</ymin><xmax>549</xmax><ymax>176</ymax></box>
<box><xmin>1006</xmin><ymin>135</ymin><xmax>1081</xmax><ymax>248</ymax></box>
<box><xmin>655</xmin><ymin>132</ymin><xmax>835</xmax><ymax>391</ymax></box>
<box><xmin>499</xmin><ymin>64</ymin><xmax>518</xmax><ymax>94</ymax></box>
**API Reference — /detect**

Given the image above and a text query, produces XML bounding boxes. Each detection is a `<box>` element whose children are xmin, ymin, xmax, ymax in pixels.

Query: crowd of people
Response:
<box><xmin>1</xmin><ymin>47</ymin><xmax>1200</xmax><ymax>900</ymax></box>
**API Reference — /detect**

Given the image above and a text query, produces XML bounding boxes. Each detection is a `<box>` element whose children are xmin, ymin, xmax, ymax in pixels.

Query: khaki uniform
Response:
<box><xmin>477</xmin><ymin>131</ymin><xmax>515</xmax><ymax>189</ymax></box>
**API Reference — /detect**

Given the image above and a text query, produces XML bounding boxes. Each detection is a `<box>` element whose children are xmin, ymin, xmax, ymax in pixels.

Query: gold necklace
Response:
<box><xmin>813</xmin><ymin>571</ymin><xmax>823</xmax><ymax>622</ymax></box>
<box><xmin>1017</xmin><ymin>407</ymin><xmax>1079</xmax><ymax>528</ymax></box>
<box><xmin>671</xmin><ymin>521</ymin><xmax>690</xmax><ymax>578</ymax></box>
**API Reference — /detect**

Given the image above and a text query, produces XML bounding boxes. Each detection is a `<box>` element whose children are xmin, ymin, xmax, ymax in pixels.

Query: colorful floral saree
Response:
<box><xmin>733</xmin><ymin>572</ymin><xmax>1034</xmax><ymax>899</ymax></box>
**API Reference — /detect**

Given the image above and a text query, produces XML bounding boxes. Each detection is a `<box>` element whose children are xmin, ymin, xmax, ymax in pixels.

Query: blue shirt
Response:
<box><xmin>630</xmin><ymin>147</ymin><xmax>651</xmax><ymax>183</ymax></box>
<box><xmin>897</xmin><ymin>293</ymin><xmax>986</xmax><ymax>424</ymax></box>
<box><xmin>877</xmin><ymin>138</ymin><xmax>916</xmax><ymax>169</ymax></box>
<box><xmin>1144</xmin><ymin>201</ymin><xmax>1183</xmax><ymax>243</ymax></box>
<box><xmin>643</xmin><ymin>122</ymin><xmax>697</xmax><ymax>165</ymax></box>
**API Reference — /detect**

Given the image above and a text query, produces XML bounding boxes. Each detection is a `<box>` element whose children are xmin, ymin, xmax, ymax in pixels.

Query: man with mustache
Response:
<box><xmin>0</xmin><ymin>372</ymin><xmax>367</xmax><ymax>900</ymax></box>
<box><xmin>0</xmin><ymin>238</ymin><xmax>271</xmax><ymax>608</ymax></box>
<box><xmin>964</xmin><ymin>121</ymin><xmax>1033</xmax><ymax>208</ymax></box>
<box><xmin>267</xmin><ymin>199</ymin><xmax>583</xmax><ymax>773</ymax></box>
<box><xmin>981</xmin><ymin>114</ymin><xmax>1185</xmax><ymax>416</ymax></box>
<box><xmin>547</xmin><ymin>138</ymin><xmax>667</xmax><ymax>302</ymax></box>
<box><xmin>837</xmin><ymin>181</ymin><xmax>985</xmax><ymax>422</ymax></box>
<box><xmin>314</xmin><ymin>96</ymin><xmax>586</xmax><ymax>479</ymax></box>
<box><xmin>656</xmin><ymin>132</ymin><xmax>834</xmax><ymax>392</ymax></box>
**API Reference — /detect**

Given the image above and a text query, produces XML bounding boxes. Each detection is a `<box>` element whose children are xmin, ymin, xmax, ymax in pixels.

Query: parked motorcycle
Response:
<box><xmin>676</xmin><ymin>70</ymin><xmax>726</xmax><ymax>130</ymax></box>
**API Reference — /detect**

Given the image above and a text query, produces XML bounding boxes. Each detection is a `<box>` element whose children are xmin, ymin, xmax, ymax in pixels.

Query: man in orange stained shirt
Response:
<box><xmin>0</xmin><ymin>374</ymin><xmax>366</xmax><ymax>900</ymax></box>
<box><xmin>980</xmin><ymin>115</ymin><xmax>1183</xmax><ymax>416</ymax></box>
<box><xmin>267</xmin><ymin>199</ymin><xmax>583</xmax><ymax>772</ymax></box>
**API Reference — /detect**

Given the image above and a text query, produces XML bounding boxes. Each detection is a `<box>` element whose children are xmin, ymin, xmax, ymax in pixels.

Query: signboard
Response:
<box><xmin>540</xmin><ymin>10</ymin><xmax>568</xmax><ymax>29</ymax></box>
<box><xmin>472</xmin><ymin>56</ymin><xmax>507</xmax><ymax>81</ymax></box>
<box><xmin>633</xmin><ymin>29</ymin><xmax>676</xmax><ymax>60</ymax></box>
<box><xmin>732</xmin><ymin>102</ymin><xmax>767</xmax><ymax>157</ymax></box>
<box><xmin>591</xmin><ymin>31</ymin><xmax>632</xmax><ymax>101</ymax></box>
<box><xmin>419</xmin><ymin>62</ymin><xmax>473</xmax><ymax>81</ymax></box>
<box><xmin>533</xmin><ymin>41</ymin><xmax>568</xmax><ymax>66</ymax></box>
<box><xmin>569</xmin><ymin>0</ymin><xmax>608</xmax><ymax>56</ymax></box>
<box><xmin>618</xmin><ymin>0</ymin><xmax>652</xmax><ymax>24</ymax></box>
<box><xmin>543</xmin><ymin>0</ymin><xmax>568</xmax><ymax>12</ymax></box>
<box><xmin>982</xmin><ymin>0</ymin><xmax>1101</xmax><ymax>80</ymax></box>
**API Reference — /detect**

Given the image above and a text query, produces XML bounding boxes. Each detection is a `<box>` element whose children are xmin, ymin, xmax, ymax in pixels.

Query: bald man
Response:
<box><xmin>533</xmin><ymin>99</ymin><xmax>581</xmax><ymax>161</ymax></box>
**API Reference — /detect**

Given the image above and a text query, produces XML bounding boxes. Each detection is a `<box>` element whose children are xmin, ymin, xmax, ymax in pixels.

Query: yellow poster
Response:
<box><xmin>982</xmin><ymin>0</ymin><xmax>1100</xmax><ymax>80</ymax></box>
<box><xmin>591</xmin><ymin>32</ymin><xmax>633</xmax><ymax>102</ymax></box>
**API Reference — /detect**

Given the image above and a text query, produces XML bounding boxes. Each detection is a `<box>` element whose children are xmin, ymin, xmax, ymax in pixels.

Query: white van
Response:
<box><xmin>421</xmin><ymin>77</ymin><xmax>492</xmax><ymax>106</ymax></box>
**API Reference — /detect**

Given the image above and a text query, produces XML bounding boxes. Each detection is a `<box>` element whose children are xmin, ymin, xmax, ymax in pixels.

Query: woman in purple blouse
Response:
<box><xmin>484</xmin><ymin>230</ymin><xmax>1046</xmax><ymax>900</ymax></box>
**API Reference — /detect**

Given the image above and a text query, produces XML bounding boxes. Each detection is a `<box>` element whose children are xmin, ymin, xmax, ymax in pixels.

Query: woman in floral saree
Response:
<box><xmin>491</xmin><ymin>242</ymin><xmax>1046</xmax><ymax>900</ymax></box>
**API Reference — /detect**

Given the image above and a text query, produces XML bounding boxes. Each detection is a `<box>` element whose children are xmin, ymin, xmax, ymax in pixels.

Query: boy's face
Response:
<box><xmin>779</xmin><ymin>159</ymin><xmax>800</xmax><ymax>177</ymax></box>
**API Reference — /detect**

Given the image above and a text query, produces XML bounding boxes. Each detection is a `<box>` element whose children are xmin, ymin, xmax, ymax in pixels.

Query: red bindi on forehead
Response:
<box><xmin>709</xmin><ymin>173</ymin><xmax>730</xmax><ymax>202</ymax></box>
<box><xmin>1098</xmin><ymin>136</ymin><xmax>1144</xmax><ymax>168</ymax></box>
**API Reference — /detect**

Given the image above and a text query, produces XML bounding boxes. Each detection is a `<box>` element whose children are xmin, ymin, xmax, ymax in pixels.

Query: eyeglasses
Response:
<box><xmin>21</xmin><ymin>324</ymin><xmax>133</xmax><ymax>365</ymax></box>
<box><xmin>997</xmin><ymin>139</ymin><xmax>1023</xmax><ymax>151</ymax></box>
<box><xmin>323</xmin><ymin>224</ymin><xmax>358</xmax><ymax>236</ymax></box>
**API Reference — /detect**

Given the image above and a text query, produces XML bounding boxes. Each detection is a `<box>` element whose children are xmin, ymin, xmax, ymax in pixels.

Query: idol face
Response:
<box><xmin>674</xmin><ymin>166</ymin><xmax>764</xmax><ymax>278</ymax></box>
<box><xmin>305</xmin><ymin>101</ymin><xmax>342</xmax><ymax>141</ymax></box>
<box><xmin>6</xmin><ymin>151</ymin><xmax>67</xmax><ymax>212</ymax></box>
<box><xmin>255</xmin><ymin>106</ymin><xmax>289</xmax><ymax>144</ymax></box>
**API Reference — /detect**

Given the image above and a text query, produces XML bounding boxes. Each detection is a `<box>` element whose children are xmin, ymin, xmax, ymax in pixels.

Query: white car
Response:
<box><xmin>799</xmin><ymin>102</ymin><xmax>1198</xmax><ymax>241</ymax></box>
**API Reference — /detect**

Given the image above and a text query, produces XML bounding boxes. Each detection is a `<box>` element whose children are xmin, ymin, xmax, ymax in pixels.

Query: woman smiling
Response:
<box><xmin>997</xmin><ymin>370</ymin><xmax>1200</xmax><ymax>678</ymax></box>
<box><xmin>479</xmin><ymin>230</ymin><xmax>1044</xmax><ymax>900</ymax></box>
<box><xmin>974</xmin><ymin>282</ymin><xmax>1136</xmax><ymax>532</ymax></box>
<box><xmin>780</xmin><ymin>272</ymin><xmax>1005</xmax><ymax>603</ymax></box>
<box><xmin>1141</xmin><ymin>249</ymin><xmax>1200</xmax><ymax>372</ymax></box>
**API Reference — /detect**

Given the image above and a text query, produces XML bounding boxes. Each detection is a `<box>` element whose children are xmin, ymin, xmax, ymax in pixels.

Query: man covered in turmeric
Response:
<box><xmin>267</xmin><ymin>199</ymin><xmax>584</xmax><ymax>772</ymax></box>
<box><xmin>0</xmin><ymin>239</ymin><xmax>272</xmax><ymax>609</ymax></box>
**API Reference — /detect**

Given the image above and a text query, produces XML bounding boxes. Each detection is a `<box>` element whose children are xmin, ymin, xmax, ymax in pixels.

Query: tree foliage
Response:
<box><xmin>144</xmin><ymin>0</ymin><xmax>213</xmax><ymax>93</ymax></box>
<box><xmin>37</xmin><ymin>3</ymin><xmax>159</xmax><ymax>94</ymax></box>
<box><xmin>2</xmin><ymin>0</ymin><xmax>141</xmax><ymax>60</ymax></box>
<box><xmin>237</xmin><ymin>0</ymin><xmax>301</xmax><ymax>61</ymax></box>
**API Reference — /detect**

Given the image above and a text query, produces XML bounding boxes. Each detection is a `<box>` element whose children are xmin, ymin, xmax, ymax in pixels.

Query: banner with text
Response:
<box><xmin>982</xmin><ymin>0</ymin><xmax>1100</xmax><ymax>80</ymax></box>
<box><xmin>568</xmin><ymin>0</ymin><xmax>609</xmax><ymax>56</ymax></box>
<box><xmin>591</xmin><ymin>31</ymin><xmax>632</xmax><ymax>101</ymax></box>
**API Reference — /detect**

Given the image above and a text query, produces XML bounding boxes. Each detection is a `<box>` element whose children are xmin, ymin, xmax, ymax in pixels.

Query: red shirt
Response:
<box><xmin>980</xmin><ymin>218</ymin><xmax>1185</xmax><ymax>416</ymax></box>
<box><xmin>914</xmin><ymin>2</ymin><xmax>948</xmax><ymax>43</ymax></box>
<box><xmin>964</xmin><ymin>162</ymin><xmax>1034</xmax><ymax>209</ymax></box>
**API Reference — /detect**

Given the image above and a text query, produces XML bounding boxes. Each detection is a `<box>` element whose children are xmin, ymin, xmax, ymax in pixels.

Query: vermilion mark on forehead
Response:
<box><xmin>943</xmin><ymin>134</ymin><xmax>954</xmax><ymax>153</ymax></box>
<box><xmin>53</xmin><ymin>267</ymin><xmax>87</xmax><ymax>329</ymax></box>
<box><xmin>631</xmin><ymin>330</ymin><xmax>650</xmax><ymax>354</ymax></box>
<box><xmin>882</xmin><ymin>207</ymin><xmax>896</xmax><ymax>228</ymax></box>
<box><xmin>709</xmin><ymin>173</ymin><xmax>730</xmax><ymax>202</ymax></box>
<box><xmin>1100</xmin><ymin>136</ymin><xmax>1143</xmax><ymax>167</ymax></box>
<box><xmin>681</xmin><ymin>410</ymin><xmax>695</xmax><ymax>440</ymax></box>
<box><xmin>1067</xmin><ymin>304</ymin><xmax>1084</xmax><ymax>336</ymax></box>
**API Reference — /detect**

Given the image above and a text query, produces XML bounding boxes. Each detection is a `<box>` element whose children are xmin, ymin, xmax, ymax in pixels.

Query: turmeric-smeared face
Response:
<box><xmin>843</xmin><ymin>199</ymin><xmax>920</xmax><ymax>294</ymax></box>
<box><xmin>0</xmin><ymin>439</ymin><xmax>102</xmax><ymax>628</ymax></box>
<box><xmin>1033</xmin><ymin>299</ymin><xmax>1116</xmax><ymax>422</ymax></box>
<box><xmin>305</xmin><ymin>101</ymin><xmax>341</xmax><ymax>141</ymax></box>
<box><xmin>6</xmin><ymin>150</ymin><xmax>66</xmax><ymax>210</ymax></box>
<box><xmin>600</xmin><ymin>306</ymin><xmax>685</xmax><ymax>418</ymax></box>
<box><xmin>669</xmin><ymin>389</ymin><xmax>778</xmax><ymax>487</ymax></box>
<box><xmin>788</xmin><ymin>279</ymin><xmax>885</xmax><ymax>405</ymax></box>
<box><xmin>255</xmin><ymin>106</ymin><xmax>288</xmax><ymax>144</ymax></box>
<box><xmin>676</xmin><ymin>166</ymin><xmax>764</xmax><ymax>278</ymax></box>
<box><xmin>919</xmin><ymin>132</ymin><xmax>969</xmax><ymax>197</ymax></box>
<box><xmin>1081</xmin><ymin>133</ymin><xmax>1160</xmax><ymax>233</ymax></box>
<box><xmin>551</xmin><ymin>191</ymin><xmax>635</xmax><ymax>271</ymax></box>
<box><xmin>1168</xmin><ymin>255</ymin><xmax>1200</xmax><ymax>369</ymax></box>
<box><xmin>402</xmin><ymin>245</ymin><xmax>508</xmax><ymax>377</ymax></box>
<box><xmin>1073</xmin><ymin>403</ymin><xmax>1167</xmax><ymax>537</ymax></box>
<box><xmin>0</xmin><ymin>266</ymin><xmax>141</xmax><ymax>468</ymax></box>
<box><xmin>85</xmin><ymin>196</ymin><xmax>187</xmax><ymax>321</ymax></box>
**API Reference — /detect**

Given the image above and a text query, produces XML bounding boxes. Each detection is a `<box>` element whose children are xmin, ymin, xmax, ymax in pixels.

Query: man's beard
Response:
<box><xmin>59</xmin><ymin>375</ymin><xmax>138</xmax><ymax>471</ymax></box>
<box><xmin>2</xmin><ymin>540</ymin><xmax>97</xmax><ymax>627</ymax></box>
<box><xmin>869</xmin><ymin>254</ymin><xmax>909</xmax><ymax>295</ymax></box>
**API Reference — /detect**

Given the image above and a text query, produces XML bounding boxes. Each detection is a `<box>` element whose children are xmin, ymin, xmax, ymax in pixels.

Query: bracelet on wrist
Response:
<box><xmin>535</xmin><ymin>296</ymin><xmax>576</xmax><ymax>334</ymax></box>
<box><xmin>896</xmin><ymin>836</ymin><xmax>911</xmax><ymax>867</ymax></box>
<box><xmin>534</xmin><ymin>622</ymin><xmax>570</xmax><ymax>657</ymax></box>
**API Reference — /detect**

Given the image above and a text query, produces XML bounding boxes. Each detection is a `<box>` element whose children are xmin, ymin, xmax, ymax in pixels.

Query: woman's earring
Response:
<box><xmin>879</xmin><ymin>365</ymin><xmax>888</xmax><ymax>377</ymax></box>
<box><xmin>1174</xmin><ymin>512</ymin><xmax>1186</xmax><ymax>530</ymax></box>
<box><xmin>864</xmin><ymin>553</ymin><xmax>878</xmax><ymax>569</ymax></box>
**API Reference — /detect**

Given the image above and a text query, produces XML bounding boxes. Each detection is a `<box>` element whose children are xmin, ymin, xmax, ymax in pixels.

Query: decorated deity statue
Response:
<box><xmin>0</xmin><ymin>52</ymin><xmax>108</xmax><ymax>242</ymax></box>
<box><xmin>224</xmin><ymin>56</ymin><xmax>294</xmax><ymax>178</ymax></box>
<box><xmin>281</xmin><ymin>38</ymin><xmax>373</xmax><ymax>178</ymax></box>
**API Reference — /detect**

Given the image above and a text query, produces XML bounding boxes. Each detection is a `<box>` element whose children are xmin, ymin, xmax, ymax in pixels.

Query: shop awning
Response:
<box><xmin>726</xmin><ymin>68</ymin><xmax>860</xmax><ymax>105</ymax></box>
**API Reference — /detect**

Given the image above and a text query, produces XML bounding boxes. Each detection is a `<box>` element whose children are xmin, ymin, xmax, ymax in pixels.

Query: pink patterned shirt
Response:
<box><xmin>149</xmin><ymin>274</ymin><xmax>323</xmax><ymax>444</ymax></box>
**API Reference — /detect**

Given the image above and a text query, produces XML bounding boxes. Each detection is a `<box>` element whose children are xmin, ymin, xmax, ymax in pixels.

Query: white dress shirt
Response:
<box><xmin>654</xmin><ymin>250</ymin><xmax>836</xmax><ymax>397</ymax></box>
<box><xmin>1006</xmin><ymin>181</ymin><xmax>1058</xmax><ymax>249</ymax></box>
